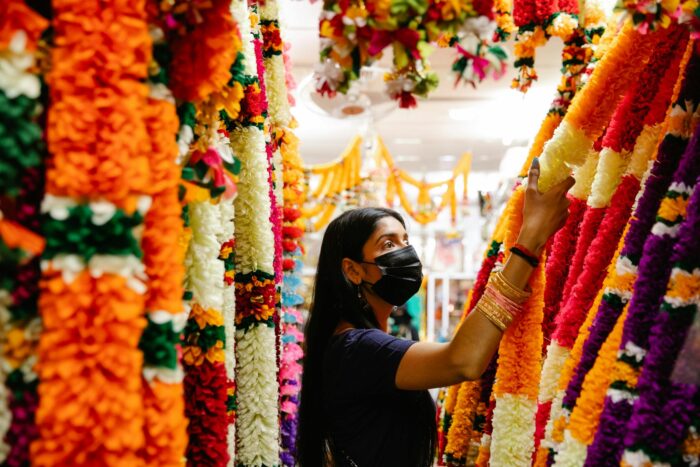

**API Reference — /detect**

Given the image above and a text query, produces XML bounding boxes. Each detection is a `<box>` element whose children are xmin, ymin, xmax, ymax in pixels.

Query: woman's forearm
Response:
<box><xmin>446</xmin><ymin>229</ymin><xmax>543</xmax><ymax>379</ymax></box>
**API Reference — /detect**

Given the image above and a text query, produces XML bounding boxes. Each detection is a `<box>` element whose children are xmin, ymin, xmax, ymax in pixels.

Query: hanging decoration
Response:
<box><xmin>378</xmin><ymin>138</ymin><xmax>472</xmax><ymax>225</ymax></box>
<box><xmin>587</xmin><ymin>53</ymin><xmax>700</xmax><ymax>466</ymax></box>
<box><xmin>139</xmin><ymin>7</ymin><xmax>190</xmax><ymax>463</ymax></box>
<box><xmin>539</xmin><ymin>32</ymin><xmax>691</xmax><ymax>466</ymax></box>
<box><xmin>534</xmin><ymin>25</ymin><xmax>690</xmax><ymax>464</ymax></box>
<box><xmin>315</xmin><ymin>0</ymin><xmax>506</xmax><ymax>108</ymax></box>
<box><xmin>0</xmin><ymin>2</ymin><xmax>47</xmax><ymax>464</ymax></box>
<box><xmin>32</xmin><ymin>0</ymin><xmax>153</xmax><ymax>464</ymax></box>
<box><xmin>302</xmin><ymin>136</ymin><xmax>471</xmax><ymax>230</ymax></box>
<box><xmin>302</xmin><ymin>136</ymin><xmax>363</xmax><ymax>232</ymax></box>
<box><xmin>258</xmin><ymin>1</ymin><xmax>307</xmax><ymax>462</ymax></box>
<box><xmin>440</xmin><ymin>3</ymin><xmax>611</xmax><ymax>460</ymax></box>
<box><xmin>230</xmin><ymin>2</ymin><xmax>281</xmax><ymax>465</ymax></box>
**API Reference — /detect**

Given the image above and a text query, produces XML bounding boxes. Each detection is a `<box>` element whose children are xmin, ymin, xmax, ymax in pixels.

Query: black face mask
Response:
<box><xmin>362</xmin><ymin>245</ymin><xmax>423</xmax><ymax>306</ymax></box>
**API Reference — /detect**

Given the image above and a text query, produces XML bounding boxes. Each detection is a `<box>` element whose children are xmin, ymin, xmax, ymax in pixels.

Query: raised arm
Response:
<box><xmin>396</xmin><ymin>159</ymin><xmax>574</xmax><ymax>391</ymax></box>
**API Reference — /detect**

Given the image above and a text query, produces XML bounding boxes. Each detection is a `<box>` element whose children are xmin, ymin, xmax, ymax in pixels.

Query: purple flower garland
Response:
<box><xmin>620</xmin><ymin>131</ymin><xmax>700</xmax><ymax>464</ymax></box>
<box><xmin>586</xmin><ymin>53</ymin><xmax>700</xmax><ymax>466</ymax></box>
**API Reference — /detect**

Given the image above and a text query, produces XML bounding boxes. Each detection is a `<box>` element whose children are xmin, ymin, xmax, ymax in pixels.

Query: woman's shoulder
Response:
<box><xmin>330</xmin><ymin>328</ymin><xmax>414</xmax><ymax>357</ymax></box>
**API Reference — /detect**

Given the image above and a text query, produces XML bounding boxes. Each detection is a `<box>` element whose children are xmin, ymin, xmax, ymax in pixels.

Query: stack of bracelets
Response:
<box><xmin>477</xmin><ymin>268</ymin><xmax>532</xmax><ymax>331</ymax></box>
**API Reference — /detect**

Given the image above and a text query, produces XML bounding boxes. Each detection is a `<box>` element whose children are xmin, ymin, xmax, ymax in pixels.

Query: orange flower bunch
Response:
<box><xmin>44</xmin><ymin>1</ymin><xmax>152</xmax><ymax>213</ymax></box>
<box><xmin>167</xmin><ymin>0</ymin><xmax>240</xmax><ymax>103</ymax></box>
<box><xmin>33</xmin><ymin>271</ymin><xmax>148</xmax><ymax>465</ymax></box>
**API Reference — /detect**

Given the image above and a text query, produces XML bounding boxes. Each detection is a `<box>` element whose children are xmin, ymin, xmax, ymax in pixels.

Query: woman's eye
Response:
<box><xmin>384</xmin><ymin>240</ymin><xmax>395</xmax><ymax>249</ymax></box>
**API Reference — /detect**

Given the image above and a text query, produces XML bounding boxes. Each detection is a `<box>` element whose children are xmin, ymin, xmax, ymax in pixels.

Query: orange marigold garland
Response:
<box><xmin>32</xmin><ymin>1</ymin><xmax>153</xmax><ymax>464</ymax></box>
<box><xmin>138</xmin><ymin>12</ymin><xmax>190</xmax><ymax>463</ymax></box>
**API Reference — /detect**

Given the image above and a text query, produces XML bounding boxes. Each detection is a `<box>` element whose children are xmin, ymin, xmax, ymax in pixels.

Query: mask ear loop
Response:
<box><xmin>356</xmin><ymin>283</ymin><xmax>374</xmax><ymax>315</ymax></box>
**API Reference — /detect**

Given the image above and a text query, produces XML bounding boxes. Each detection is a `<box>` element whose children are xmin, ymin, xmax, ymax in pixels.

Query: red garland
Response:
<box><xmin>283</xmin><ymin>207</ymin><xmax>302</xmax><ymax>222</ymax></box>
<box><xmin>541</xmin><ymin>195</ymin><xmax>587</xmax><ymax>349</ymax></box>
<box><xmin>558</xmin><ymin>206</ymin><xmax>607</xmax><ymax>311</ymax></box>
<box><xmin>473</xmin><ymin>0</ymin><xmax>496</xmax><ymax>20</ymax></box>
<box><xmin>183</xmin><ymin>361</ymin><xmax>229</xmax><ymax>467</ymax></box>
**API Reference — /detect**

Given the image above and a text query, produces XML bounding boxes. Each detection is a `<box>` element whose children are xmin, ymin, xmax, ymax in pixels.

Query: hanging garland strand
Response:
<box><xmin>586</xmin><ymin>52</ymin><xmax>700</xmax><ymax>466</ymax></box>
<box><xmin>32</xmin><ymin>0</ymin><xmax>154</xmax><ymax>464</ymax></box>
<box><xmin>544</xmin><ymin>33</ymin><xmax>691</xmax><ymax>466</ymax></box>
<box><xmin>230</xmin><ymin>2</ymin><xmax>281</xmax><ymax>464</ymax></box>
<box><xmin>0</xmin><ymin>2</ymin><xmax>48</xmax><ymax>464</ymax></box>
<box><xmin>621</xmin><ymin>133</ymin><xmax>700</xmax><ymax>465</ymax></box>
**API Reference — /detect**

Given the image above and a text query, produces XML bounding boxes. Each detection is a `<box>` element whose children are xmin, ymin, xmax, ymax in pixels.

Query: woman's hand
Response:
<box><xmin>518</xmin><ymin>158</ymin><xmax>575</xmax><ymax>255</ymax></box>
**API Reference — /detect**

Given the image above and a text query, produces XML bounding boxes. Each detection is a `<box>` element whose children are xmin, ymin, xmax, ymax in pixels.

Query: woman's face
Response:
<box><xmin>359</xmin><ymin>216</ymin><xmax>409</xmax><ymax>284</ymax></box>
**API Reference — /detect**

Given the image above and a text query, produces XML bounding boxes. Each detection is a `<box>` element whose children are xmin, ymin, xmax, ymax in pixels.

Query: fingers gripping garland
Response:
<box><xmin>0</xmin><ymin>2</ymin><xmax>47</xmax><ymax>464</ymax></box>
<box><xmin>442</xmin><ymin>11</ymin><xmax>609</xmax><ymax>462</ymax></box>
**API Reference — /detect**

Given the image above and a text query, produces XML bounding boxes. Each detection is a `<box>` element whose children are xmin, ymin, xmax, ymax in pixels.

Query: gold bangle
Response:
<box><xmin>490</xmin><ymin>271</ymin><xmax>530</xmax><ymax>304</ymax></box>
<box><xmin>477</xmin><ymin>304</ymin><xmax>508</xmax><ymax>332</ymax></box>
<box><xmin>479</xmin><ymin>294</ymin><xmax>515</xmax><ymax>327</ymax></box>
<box><xmin>476</xmin><ymin>296</ymin><xmax>513</xmax><ymax>331</ymax></box>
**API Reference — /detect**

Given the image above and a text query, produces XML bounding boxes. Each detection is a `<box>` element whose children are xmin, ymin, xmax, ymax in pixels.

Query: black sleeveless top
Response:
<box><xmin>322</xmin><ymin>329</ymin><xmax>436</xmax><ymax>467</ymax></box>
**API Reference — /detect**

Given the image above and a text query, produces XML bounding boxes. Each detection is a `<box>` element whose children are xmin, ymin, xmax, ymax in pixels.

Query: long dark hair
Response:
<box><xmin>297</xmin><ymin>207</ymin><xmax>435</xmax><ymax>466</ymax></box>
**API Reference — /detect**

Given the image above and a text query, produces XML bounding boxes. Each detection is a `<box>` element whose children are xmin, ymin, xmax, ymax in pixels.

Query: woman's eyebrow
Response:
<box><xmin>374</xmin><ymin>232</ymin><xmax>403</xmax><ymax>244</ymax></box>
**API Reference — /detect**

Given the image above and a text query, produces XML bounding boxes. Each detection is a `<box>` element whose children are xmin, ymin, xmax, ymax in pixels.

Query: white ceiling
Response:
<box><xmin>278</xmin><ymin>0</ymin><xmax>567</xmax><ymax>177</ymax></box>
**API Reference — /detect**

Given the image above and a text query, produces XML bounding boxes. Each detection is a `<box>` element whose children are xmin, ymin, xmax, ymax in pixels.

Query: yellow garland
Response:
<box><xmin>302</xmin><ymin>136</ymin><xmax>471</xmax><ymax>229</ymax></box>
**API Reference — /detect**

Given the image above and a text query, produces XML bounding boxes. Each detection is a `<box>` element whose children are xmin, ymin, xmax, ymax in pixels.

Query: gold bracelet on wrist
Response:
<box><xmin>476</xmin><ymin>296</ymin><xmax>513</xmax><ymax>331</ymax></box>
<box><xmin>489</xmin><ymin>271</ymin><xmax>531</xmax><ymax>304</ymax></box>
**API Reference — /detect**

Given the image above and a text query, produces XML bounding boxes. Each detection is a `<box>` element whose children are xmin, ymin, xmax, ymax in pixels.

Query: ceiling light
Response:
<box><xmin>395</xmin><ymin>138</ymin><xmax>422</xmax><ymax>145</ymax></box>
<box><xmin>439</xmin><ymin>154</ymin><xmax>456</xmax><ymax>162</ymax></box>
<box><xmin>396</xmin><ymin>154</ymin><xmax>420</xmax><ymax>162</ymax></box>
<box><xmin>501</xmin><ymin>136</ymin><xmax>513</xmax><ymax>146</ymax></box>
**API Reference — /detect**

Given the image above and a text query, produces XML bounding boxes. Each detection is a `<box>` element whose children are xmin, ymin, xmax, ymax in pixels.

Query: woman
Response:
<box><xmin>298</xmin><ymin>159</ymin><xmax>574</xmax><ymax>466</ymax></box>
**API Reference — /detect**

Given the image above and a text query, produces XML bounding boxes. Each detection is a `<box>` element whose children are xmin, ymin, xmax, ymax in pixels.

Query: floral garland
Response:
<box><xmin>536</xmin><ymin>24</ymin><xmax>656</xmax><ymax>193</ymax></box>
<box><xmin>534</xmin><ymin>28</ymin><xmax>689</xmax><ymax>464</ymax></box>
<box><xmin>156</xmin><ymin>0</ymin><xmax>244</xmax><ymax>463</ymax></box>
<box><xmin>587</xmin><ymin>53</ymin><xmax>700</xmax><ymax>465</ymax></box>
<box><xmin>489</xmin><ymin>186</ymin><xmax>547</xmax><ymax>466</ymax></box>
<box><xmin>229</xmin><ymin>2</ymin><xmax>280</xmax><ymax>464</ymax></box>
<box><xmin>620</xmin><ymin>143</ymin><xmax>700</xmax><ymax>464</ymax></box>
<box><xmin>316</xmin><ymin>0</ymin><xmax>504</xmax><ymax>107</ymax></box>
<box><xmin>623</xmin><ymin>0</ymin><xmax>699</xmax><ymax>33</ymax></box>
<box><xmin>32</xmin><ymin>0</ymin><xmax>154</xmax><ymax>463</ymax></box>
<box><xmin>182</xmin><ymin>200</ymin><xmax>230</xmax><ymax>467</ymax></box>
<box><xmin>542</xmin><ymin>33</ymin><xmax>691</xmax><ymax>465</ymax></box>
<box><xmin>137</xmin><ymin>9</ymin><xmax>193</xmax><ymax>464</ymax></box>
<box><xmin>547</xmin><ymin>58</ymin><xmax>690</xmax><ymax>464</ymax></box>
<box><xmin>442</xmin><ymin>214</ymin><xmax>508</xmax><ymax>466</ymax></box>
<box><xmin>0</xmin><ymin>2</ymin><xmax>47</xmax><ymax>465</ymax></box>
<box><xmin>443</xmin><ymin>12</ymin><xmax>609</xmax><ymax>459</ymax></box>
<box><xmin>259</xmin><ymin>4</ymin><xmax>308</xmax><ymax>460</ymax></box>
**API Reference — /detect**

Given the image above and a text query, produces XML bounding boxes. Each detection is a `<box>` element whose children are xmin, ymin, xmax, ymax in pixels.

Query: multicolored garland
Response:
<box><xmin>32</xmin><ymin>0</ymin><xmax>153</xmax><ymax>463</ymax></box>
<box><xmin>230</xmin><ymin>2</ymin><xmax>280</xmax><ymax>464</ymax></box>
<box><xmin>534</xmin><ymin>26</ymin><xmax>690</xmax><ymax>463</ymax></box>
<box><xmin>316</xmin><ymin>0</ymin><xmax>505</xmax><ymax>107</ymax></box>
<box><xmin>0</xmin><ymin>2</ymin><xmax>47</xmax><ymax>464</ymax></box>
<box><xmin>540</xmin><ymin>32</ymin><xmax>691</xmax><ymax>466</ymax></box>
<box><xmin>441</xmin><ymin>10</ymin><xmax>609</xmax><ymax>461</ymax></box>
<box><xmin>587</xmin><ymin>52</ymin><xmax>700</xmax><ymax>466</ymax></box>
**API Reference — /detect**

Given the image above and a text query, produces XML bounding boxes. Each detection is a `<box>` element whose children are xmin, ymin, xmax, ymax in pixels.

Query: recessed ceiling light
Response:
<box><xmin>395</xmin><ymin>138</ymin><xmax>422</xmax><ymax>145</ymax></box>
<box><xmin>439</xmin><ymin>154</ymin><xmax>456</xmax><ymax>162</ymax></box>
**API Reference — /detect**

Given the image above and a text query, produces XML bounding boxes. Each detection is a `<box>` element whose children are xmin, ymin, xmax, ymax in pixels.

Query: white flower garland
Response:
<box><xmin>489</xmin><ymin>393</ymin><xmax>538</xmax><ymax>466</ymax></box>
<box><xmin>230</xmin><ymin>2</ymin><xmax>280</xmax><ymax>464</ymax></box>
<box><xmin>187</xmin><ymin>201</ymin><xmax>225</xmax><ymax>310</ymax></box>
